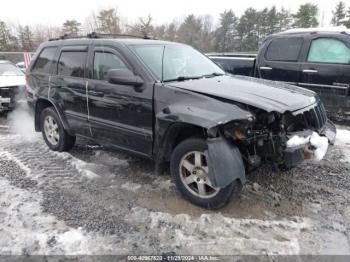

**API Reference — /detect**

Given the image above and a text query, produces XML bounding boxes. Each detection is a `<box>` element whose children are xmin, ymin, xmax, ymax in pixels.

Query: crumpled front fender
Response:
<box><xmin>155</xmin><ymin>87</ymin><xmax>253</xmax><ymax>129</ymax></box>
<box><xmin>207</xmin><ymin>136</ymin><xmax>246</xmax><ymax>188</ymax></box>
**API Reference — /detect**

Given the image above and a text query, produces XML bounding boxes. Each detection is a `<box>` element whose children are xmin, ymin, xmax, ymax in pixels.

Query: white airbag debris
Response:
<box><xmin>286</xmin><ymin>132</ymin><xmax>329</xmax><ymax>161</ymax></box>
<box><xmin>310</xmin><ymin>132</ymin><xmax>329</xmax><ymax>161</ymax></box>
<box><xmin>286</xmin><ymin>135</ymin><xmax>310</xmax><ymax>148</ymax></box>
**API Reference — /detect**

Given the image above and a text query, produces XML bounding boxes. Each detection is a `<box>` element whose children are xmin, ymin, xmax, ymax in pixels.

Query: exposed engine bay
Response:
<box><xmin>221</xmin><ymin>99</ymin><xmax>336</xmax><ymax>171</ymax></box>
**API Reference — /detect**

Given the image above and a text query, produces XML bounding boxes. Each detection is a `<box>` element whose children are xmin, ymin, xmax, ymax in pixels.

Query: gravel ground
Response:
<box><xmin>0</xmin><ymin>105</ymin><xmax>349</xmax><ymax>255</ymax></box>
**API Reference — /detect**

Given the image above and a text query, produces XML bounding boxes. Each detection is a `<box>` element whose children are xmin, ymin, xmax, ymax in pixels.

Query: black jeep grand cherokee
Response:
<box><xmin>27</xmin><ymin>34</ymin><xmax>336</xmax><ymax>209</ymax></box>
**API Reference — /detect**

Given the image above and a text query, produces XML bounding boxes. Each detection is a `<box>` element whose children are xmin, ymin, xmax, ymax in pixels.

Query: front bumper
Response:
<box><xmin>283</xmin><ymin>120</ymin><xmax>336</xmax><ymax>168</ymax></box>
<box><xmin>0</xmin><ymin>87</ymin><xmax>18</xmax><ymax>112</ymax></box>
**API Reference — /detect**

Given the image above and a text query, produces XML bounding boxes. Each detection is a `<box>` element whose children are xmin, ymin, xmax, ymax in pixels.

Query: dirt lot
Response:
<box><xmin>0</xmin><ymin>104</ymin><xmax>350</xmax><ymax>255</ymax></box>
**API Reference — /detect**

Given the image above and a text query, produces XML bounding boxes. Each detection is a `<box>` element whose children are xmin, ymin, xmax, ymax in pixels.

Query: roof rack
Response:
<box><xmin>49</xmin><ymin>32</ymin><xmax>153</xmax><ymax>41</ymax></box>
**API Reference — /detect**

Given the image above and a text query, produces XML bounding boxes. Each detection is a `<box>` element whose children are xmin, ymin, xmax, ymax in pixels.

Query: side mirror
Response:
<box><xmin>107</xmin><ymin>68</ymin><xmax>144</xmax><ymax>87</ymax></box>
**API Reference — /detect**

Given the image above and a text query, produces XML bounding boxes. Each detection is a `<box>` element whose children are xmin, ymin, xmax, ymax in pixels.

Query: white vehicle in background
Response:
<box><xmin>0</xmin><ymin>60</ymin><xmax>25</xmax><ymax>114</ymax></box>
<box><xmin>16</xmin><ymin>61</ymin><xmax>26</xmax><ymax>72</ymax></box>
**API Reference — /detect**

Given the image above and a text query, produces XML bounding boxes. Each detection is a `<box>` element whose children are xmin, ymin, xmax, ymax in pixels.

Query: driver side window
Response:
<box><xmin>93</xmin><ymin>51</ymin><xmax>128</xmax><ymax>81</ymax></box>
<box><xmin>307</xmin><ymin>38</ymin><xmax>350</xmax><ymax>64</ymax></box>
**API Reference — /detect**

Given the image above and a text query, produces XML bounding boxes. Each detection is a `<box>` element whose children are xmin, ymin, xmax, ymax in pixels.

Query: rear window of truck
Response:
<box><xmin>265</xmin><ymin>37</ymin><xmax>303</xmax><ymax>62</ymax></box>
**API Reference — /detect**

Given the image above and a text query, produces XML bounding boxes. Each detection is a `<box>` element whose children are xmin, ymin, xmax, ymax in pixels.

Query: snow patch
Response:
<box><xmin>0</xmin><ymin>177</ymin><xmax>114</xmax><ymax>255</ymax></box>
<box><xmin>131</xmin><ymin>207</ymin><xmax>311</xmax><ymax>255</ymax></box>
<box><xmin>121</xmin><ymin>182</ymin><xmax>142</xmax><ymax>192</ymax></box>
<box><xmin>336</xmin><ymin>129</ymin><xmax>350</xmax><ymax>164</ymax></box>
<box><xmin>0</xmin><ymin>151</ymin><xmax>32</xmax><ymax>176</ymax></box>
<box><xmin>54</xmin><ymin>152</ymin><xmax>100</xmax><ymax>179</ymax></box>
<box><xmin>336</xmin><ymin>129</ymin><xmax>350</xmax><ymax>145</ymax></box>
<box><xmin>93</xmin><ymin>150</ymin><xmax>129</xmax><ymax>168</ymax></box>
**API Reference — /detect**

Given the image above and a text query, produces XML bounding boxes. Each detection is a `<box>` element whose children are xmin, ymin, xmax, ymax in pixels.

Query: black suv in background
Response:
<box><xmin>208</xmin><ymin>27</ymin><xmax>350</xmax><ymax>121</ymax></box>
<box><xmin>27</xmin><ymin>34</ymin><xmax>336</xmax><ymax>209</ymax></box>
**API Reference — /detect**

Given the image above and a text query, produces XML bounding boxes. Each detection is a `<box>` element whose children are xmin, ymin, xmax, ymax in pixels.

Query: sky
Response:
<box><xmin>0</xmin><ymin>0</ymin><xmax>340</xmax><ymax>27</ymax></box>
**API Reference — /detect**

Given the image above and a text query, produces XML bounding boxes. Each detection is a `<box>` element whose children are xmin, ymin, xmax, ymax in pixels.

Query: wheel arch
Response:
<box><xmin>157</xmin><ymin>122</ymin><xmax>206</xmax><ymax>163</ymax></box>
<box><xmin>34</xmin><ymin>98</ymin><xmax>73</xmax><ymax>135</ymax></box>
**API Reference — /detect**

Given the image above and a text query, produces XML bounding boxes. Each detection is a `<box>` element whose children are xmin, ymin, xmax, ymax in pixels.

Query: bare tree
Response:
<box><xmin>128</xmin><ymin>15</ymin><xmax>154</xmax><ymax>37</ymax></box>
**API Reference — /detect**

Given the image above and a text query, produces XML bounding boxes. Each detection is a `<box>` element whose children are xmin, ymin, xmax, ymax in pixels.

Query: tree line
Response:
<box><xmin>1</xmin><ymin>2</ymin><xmax>349</xmax><ymax>53</ymax></box>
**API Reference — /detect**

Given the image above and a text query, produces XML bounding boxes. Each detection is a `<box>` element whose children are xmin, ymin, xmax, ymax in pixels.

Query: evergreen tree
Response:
<box><xmin>236</xmin><ymin>8</ymin><xmax>260</xmax><ymax>51</ymax></box>
<box><xmin>331</xmin><ymin>1</ymin><xmax>346</xmax><ymax>26</ymax></box>
<box><xmin>341</xmin><ymin>6</ymin><xmax>350</xmax><ymax>28</ymax></box>
<box><xmin>62</xmin><ymin>20</ymin><xmax>81</xmax><ymax>36</ymax></box>
<box><xmin>177</xmin><ymin>15</ymin><xmax>203</xmax><ymax>50</ymax></box>
<box><xmin>214</xmin><ymin>10</ymin><xmax>238</xmax><ymax>52</ymax></box>
<box><xmin>293</xmin><ymin>3</ymin><xmax>319</xmax><ymax>28</ymax></box>
<box><xmin>277</xmin><ymin>8</ymin><xmax>293</xmax><ymax>31</ymax></box>
<box><xmin>163</xmin><ymin>23</ymin><xmax>178</xmax><ymax>41</ymax></box>
<box><xmin>18</xmin><ymin>25</ymin><xmax>34</xmax><ymax>51</ymax></box>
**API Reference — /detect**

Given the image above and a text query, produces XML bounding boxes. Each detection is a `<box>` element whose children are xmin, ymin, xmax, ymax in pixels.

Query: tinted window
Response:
<box><xmin>93</xmin><ymin>52</ymin><xmax>127</xmax><ymax>81</ymax></box>
<box><xmin>57</xmin><ymin>51</ymin><xmax>86</xmax><ymax>77</ymax></box>
<box><xmin>32</xmin><ymin>47</ymin><xmax>57</xmax><ymax>74</ymax></box>
<box><xmin>307</xmin><ymin>38</ymin><xmax>350</xmax><ymax>64</ymax></box>
<box><xmin>266</xmin><ymin>37</ymin><xmax>303</xmax><ymax>62</ymax></box>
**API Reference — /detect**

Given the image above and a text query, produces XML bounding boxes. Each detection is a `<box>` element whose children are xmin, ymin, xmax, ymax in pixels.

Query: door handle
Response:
<box><xmin>260</xmin><ymin>66</ymin><xmax>272</xmax><ymax>70</ymax></box>
<box><xmin>302</xmin><ymin>69</ymin><xmax>318</xmax><ymax>73</ymax></box>
<box><xmin>88</xmin><ymin>91</ymin><xmax>104</xmax><ymax>97</ymax></box>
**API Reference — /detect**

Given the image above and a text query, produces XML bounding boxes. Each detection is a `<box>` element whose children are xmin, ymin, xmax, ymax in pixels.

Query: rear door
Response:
<box><xmin>28</xmin><ymin>46</ymin><xmax>58</xmax><ymax>103</ymax></box>
<box><xmin>299</xmin><ymin>35</ymin><xmax>350</xmax><ymax>113</ymax></box>
<box><xmin>86</xmin><ymin>45</ymin><xmax>153</xmax><ymax>156</ymax></box>
<box><xmin>50</xmin><ymin>46</ymin><xmax>90</xmax><ymax>136</ymax></box>
<box><xmin>257</xmin><ymin>36</ymin><xmax>303</xmax><ymax>85</ymax></box>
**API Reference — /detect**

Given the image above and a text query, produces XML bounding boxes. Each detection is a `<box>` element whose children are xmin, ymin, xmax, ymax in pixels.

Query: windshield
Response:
<box><xmin>131</xmin><ymin>44</ymin><xmax>224</xmax><ymax>81</ymax></box>
<box><xmin>0</xmin><ymin>63</ymin><xmax>24</xmax><ymax>76</ymax></box>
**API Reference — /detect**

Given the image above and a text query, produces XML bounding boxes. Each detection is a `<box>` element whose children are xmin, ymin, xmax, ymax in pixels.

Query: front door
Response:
<box><xmin>299</xmin><ymin>36</ymin><xmax>350</xmax><ymax>113</ymax></box>
<box><xmin>86</xmin><ymin>46</ymin><xmax>153</xmax><ymax>156</ymax></box>
<box><xmin>257</xmin><ymin>36</ymin><xmax>303</xmax><ymax>85</ymax></box>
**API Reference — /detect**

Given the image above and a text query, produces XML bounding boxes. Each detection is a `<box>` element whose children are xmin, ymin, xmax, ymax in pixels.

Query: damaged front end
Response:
<box><xmin>0</xmin><ymin>86</ymin><xmax>19</xmax><ymax>113</ymax></box>
<box><xmin>220</xmin><ymin>98</ymin><xmax>336</xmax><ymax>171</ymax></box>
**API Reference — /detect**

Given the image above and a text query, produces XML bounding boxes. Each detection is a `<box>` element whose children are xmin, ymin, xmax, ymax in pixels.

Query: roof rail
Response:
<box><xmin>49</xmin><ymin>32</ymin><xmax>154</xmax><ymax>41</ymax></box>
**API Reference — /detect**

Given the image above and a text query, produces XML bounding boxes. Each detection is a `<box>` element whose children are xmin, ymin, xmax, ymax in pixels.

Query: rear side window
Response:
<box><xmin>93</xmin><ymin>52</ymin><xmax>128</xmax><ymax>81</ymax></box>
<box><xmin>266</xmin><ymin>37</ymin><xmax>303</xmax><ymax>62</ymax></box>
<box><xmin>307</xmin><ymin>38</ymin><xmax>350</xmax><ymax>64</ymax></box>
<box><xmin>57</xmin><ymin>51</ymin><xmax>86</xmax><ymax>78</ymax></box>
<box><xmin>32</xmin><ymin>47</ymin><xmax>57</xmax><ymax>74</ymax></box>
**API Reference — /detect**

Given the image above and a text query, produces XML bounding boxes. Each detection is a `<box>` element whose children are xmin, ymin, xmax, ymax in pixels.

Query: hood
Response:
<box><xmin>0</xmin><ymin>75</ymin><xmax>25</xmax><ymax>88</ymax></box>
<box><xmin>168</xmin><ymin>75</ymin><xmax>316</xmax><ymax>113</ymax></box>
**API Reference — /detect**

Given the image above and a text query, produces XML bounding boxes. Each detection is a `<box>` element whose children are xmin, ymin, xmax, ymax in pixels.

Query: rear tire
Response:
<box><xmin>40</xmin><ymin>107</ymin><xmax>76</xmax><ymax>152</ymax></box>
<box><xmin>170</xmin><ymin>137</ymin><xmax>242</xmax><ymax>209</ymax></box>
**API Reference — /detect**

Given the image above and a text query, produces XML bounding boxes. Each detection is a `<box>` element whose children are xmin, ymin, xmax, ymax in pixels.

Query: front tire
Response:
<box><xmin>40</xmin><ymin>107</ymin><xmax>76</xmax><ymax>152</ymax></box>
<box><xmin>170</xmin><ymin>137</ymin><xmax>241</xmax><ymax>209</ymax></box>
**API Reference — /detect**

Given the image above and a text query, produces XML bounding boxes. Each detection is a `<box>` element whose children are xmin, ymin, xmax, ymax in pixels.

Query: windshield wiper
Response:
<box><xmin>201</xmin><ymin>72</ymin><xmax>225</xmax><ymax>78</ymax></box>
<box><xmin>163</xmin><ymin>76</ymin><xmax>202</xmax><ymax>82</ymax></box>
